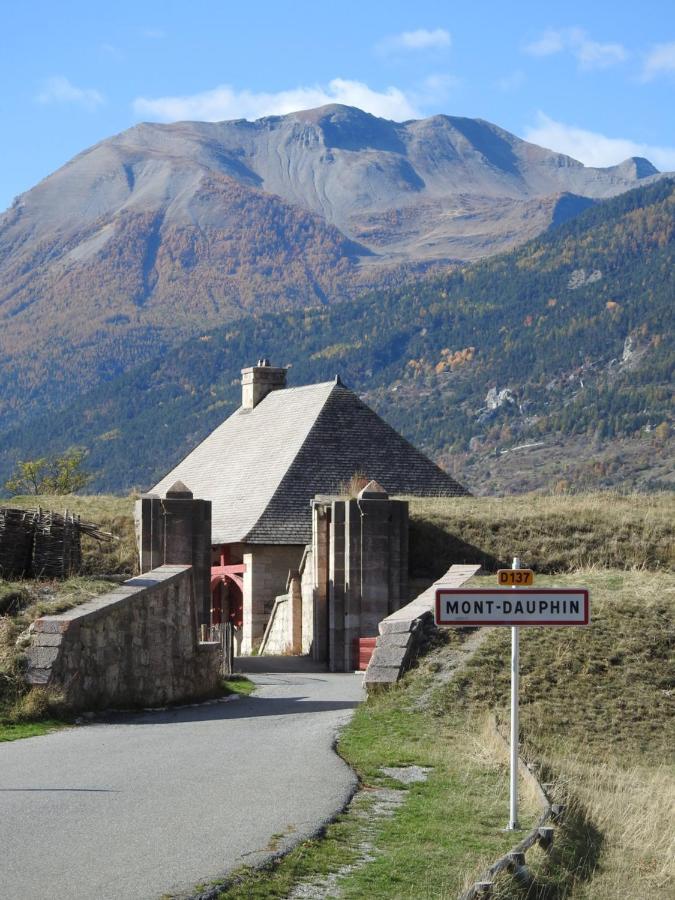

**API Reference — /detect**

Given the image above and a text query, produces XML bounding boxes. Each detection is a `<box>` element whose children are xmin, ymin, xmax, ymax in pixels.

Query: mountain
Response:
<box><xmin>2</xmin><ymin>177</ymin><xmax>672</xmax><ymax>496</ymax></box>
<box><xmin>0</xmin><ymin>104</ymin><xmax>665</xmax><ymax>426</ymax></box>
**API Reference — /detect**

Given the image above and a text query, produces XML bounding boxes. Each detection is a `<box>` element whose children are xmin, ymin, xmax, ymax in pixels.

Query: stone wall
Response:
<box><xmin>364</xmin><ymin>564</ymin><xmax>480</xmax><ymax>690</ymax></box>
<box><xmin>242</xmin><ymin>544</ymin><xmax>303</xmax><ymax>653</ymax></box>
<box><xmin>24</xmin><ymin>565</ymin><xmax>222</xmax><ymax>710</ymax></box>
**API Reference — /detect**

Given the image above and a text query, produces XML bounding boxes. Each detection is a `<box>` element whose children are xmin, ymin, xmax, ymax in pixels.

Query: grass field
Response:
<box><xmin>213</xmin><ymin>672</ymin><xmax>540</xmax><ymax>899</ymax></box>
<box><xmin>6</xmin><ymin>490</ymin><xmax>672</xmax><ymax>580</ymax></box>
<box><xmin>441</xmin><ymin>569</ymin><xmax>675</xmax><ymax>899</ymax></box>
<box><xmin>408</xmin><ymin>492</ymin><xmax>674</xmax><ymax>576</ymax></box>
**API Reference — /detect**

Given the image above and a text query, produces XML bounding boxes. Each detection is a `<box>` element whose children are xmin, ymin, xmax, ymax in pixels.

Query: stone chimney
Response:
<box><xmin>241</xmin><ymin>359</ymin><xmax>287</xmax><ymax>409</ymax></box>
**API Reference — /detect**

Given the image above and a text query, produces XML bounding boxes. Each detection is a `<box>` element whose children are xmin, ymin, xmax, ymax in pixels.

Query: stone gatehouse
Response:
<box><xmin>147</xmin><ymin>360</ymin><xmax>469</xmax><ymax>658</ymax></box>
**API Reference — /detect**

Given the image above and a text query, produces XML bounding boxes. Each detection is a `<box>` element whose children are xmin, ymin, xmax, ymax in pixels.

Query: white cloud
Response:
<box><xmin>524</xmin><ymin>27</ymin><xmax>626</xmax><ymax>70</ymax></box>
<box><xmin>377</xmin><ymin>28</ymin><xmax>451</xmax><ymax>55</ymax></box>
<box><xmin>133</xmin><ymin>78</ymin><xmax>421</xmax><ymax>123</ymax></box>
<box><xmin>420</xmin><ymin>72</ymin><xmax>461</xmax><ymax>95</ymax></box>
<box><xmin>496</xmin><ymin>70</ymin><xmax>525</xmax><ymax>92</ymax></box>
<box><xmin>36</xmin><ymin>76</ymin><xmax>104</xmax><ymax>110</ymax></box>
<box><xmin>524</xmin><ymin>112</ymin><xmax>675</xmax><ymax>170</ymax></box>
<box><xmin>100</xmin><ymin>43</ymin><xmax>125</xmax><ymax>62</ymax></box>
<box><xmin>642</xmin><ymin>41</ymin><xmax>675</xmax><ymax>80</ymax></box>
<box><xmin>525</xmin><ymin>29</ymin><xmax>565</xmax><ymax>57</ymax></box>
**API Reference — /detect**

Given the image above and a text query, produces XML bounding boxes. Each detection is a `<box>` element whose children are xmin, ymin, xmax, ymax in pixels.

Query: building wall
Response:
<box><xmin>328</xmin><ymin>502</ymin><xmax>346</xmax><ymax>670</ymax></box>
<box><xmin>310</xmin><ymin>503</ymin><xmax>330</xmax><ymax>661</ymax></box>
<box><xmin>24</xmin><ymin>565</ymin><xmax>222</xmax><ymax>710</ymax></box>
<box><xmin>241</xmin><ymin>544</ymin><xmax>304</xmax><ymax>653</ymax></box>
<box><xmin>258</xmin><ymin>595</ymin><xmax>290</xmax><ymax>655</ymax></box>
<box><xmin>301</xmin><ymin>547</ymin><xmax>315</xmax><ymax>655</ymax></box>
<box><xmin>256</xmin><ymin>545</ymin><xmax>313</xmax><ymax>656</ymax></box>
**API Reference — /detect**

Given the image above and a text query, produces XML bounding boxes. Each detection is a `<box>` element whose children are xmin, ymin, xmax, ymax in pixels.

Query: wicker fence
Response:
<box><xmin>0</xmin><ymin>507</ymin><xmax>110</xmax><ymax>579</ymax></box>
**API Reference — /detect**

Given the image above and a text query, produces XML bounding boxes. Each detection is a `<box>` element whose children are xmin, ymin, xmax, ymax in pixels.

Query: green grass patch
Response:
<box><xmin>0</xmin><ymin>718</ymin><xmax>67</xmax><ymax>742</ymax></box>
<box><xmin>221</xmin><ymin>676</ymin><xmax>255</xmax><ymax>697</ymax></box>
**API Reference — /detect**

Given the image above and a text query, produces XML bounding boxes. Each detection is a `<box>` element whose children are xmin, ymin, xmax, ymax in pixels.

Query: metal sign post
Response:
<box><xmin>509</xmin><ymin>557</ymin><xmax>520</xmax><ymax>830</ymax></box>
<box><xmin>435</xmin><ymin>568</ymin><xmax>590</xmax><ymax>832</ymax></box>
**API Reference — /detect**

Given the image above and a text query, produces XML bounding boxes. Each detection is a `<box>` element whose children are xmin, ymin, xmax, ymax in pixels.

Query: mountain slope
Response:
<box><xmin>0</xmin><ymin>104</ymin><xmax>665</xmax><ymax>426</ymax></box>
<box><xmin>2</xmin><ymin>178</ymin><xmax>672</xmax><ymax>495</ymax></box>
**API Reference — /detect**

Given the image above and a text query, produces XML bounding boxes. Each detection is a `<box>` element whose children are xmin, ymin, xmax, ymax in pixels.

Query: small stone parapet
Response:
<box><xmin>24</xmin><ymin>565</ymin><xmax>222</xmax><ymax>710</ymax></box>
<box><xmin>364</xmin><ymin>564</ymin><xmax>480</xmax><ymax>690</ymax></box>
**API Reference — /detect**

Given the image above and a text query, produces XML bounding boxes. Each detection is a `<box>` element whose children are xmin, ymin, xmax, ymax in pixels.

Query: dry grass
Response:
<box><xmin>550</xmin><ymin>755</ymin><xmax>675</xmax><ymax>897</ymax></box>
<box><xmin>436</xmin><ymin>568</ymin><xmax>675</xmax><ymax>898</ymax></box>
<box><xmin>8</xmin><ymin>686</ymin><xmax>67</xmax><ymax>722</ymax></box>
<box><xmin>406</xmin><ymin>492</ymin><xmax>674</xmax><ymax>576</ymax></box>
<box><xmin>337</xmin><ymin>471</ymin><xmax>371</xmax><ymax>498</ymax></box>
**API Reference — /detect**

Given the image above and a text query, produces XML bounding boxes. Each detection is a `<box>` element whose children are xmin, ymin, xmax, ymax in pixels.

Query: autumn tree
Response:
<box><xmin>4</xmin><ymin>449</ymin><xmax>91</xmax><ymax>496</ymax></box>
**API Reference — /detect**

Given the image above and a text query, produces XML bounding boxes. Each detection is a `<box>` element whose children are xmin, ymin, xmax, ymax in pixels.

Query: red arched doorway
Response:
<box><xmin>210</xmin><ymin>546</ymin><xmax>245</xmax><ymax>631</ymax></box>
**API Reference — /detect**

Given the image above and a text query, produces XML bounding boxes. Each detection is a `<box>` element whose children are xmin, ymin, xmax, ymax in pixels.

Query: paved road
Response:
<box><xmin>0</xmin><ymin>659</ymin><xmax>363</xmax><ymax>900</ymax></box>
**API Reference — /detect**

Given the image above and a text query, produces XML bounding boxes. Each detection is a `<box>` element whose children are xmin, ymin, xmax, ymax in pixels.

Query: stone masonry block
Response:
<box><xmin>365</xmin><ymin>565</ymin><xmax>480</xmax><ymax>690</ymax></box>
<box><xmin>376</xmin><ymin>633</ymin><xmax>413</xmax><ymax>649</ymax></box>
<box><xmin>379</xmin><ymin>619</ymin><xmax>416</xmax><ymax>635</ymax></box>
<box><xmin>31</xmin><ymin>633</ymin><xmax>63</xmax><ymax>647</ymax></box>
<box><xmin>370</xmin><ymin>645</ymin><xmax>411</xmax><ymax>668</ymax></box>
<box><xmin>25</xmin><ymin>669</ymin><xmax>50</xmax><ymax>685</ymax></box>
<box><xmin>33</xmin><ymin>619</ymin><xmax>73</xmax><ymax>635</ymax></box>
<box><xmin>363</xmin><ymin>666</ymin><xmax>401</xmax><ymax>684</ymax></box>
<box><xmin>23</xmin><ymin>565</ymin><xmax>221</xmax><ymax>711</ymax></box>
<box><xmin>29</xmin><ymin>646</ymin><xmax>61</xmax><ymax>668</ymax></box>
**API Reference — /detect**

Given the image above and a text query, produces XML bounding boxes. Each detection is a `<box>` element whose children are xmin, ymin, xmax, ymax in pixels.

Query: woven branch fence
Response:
<box><xmin>0</xmin><ymin>507</ymin><xmax>113</xmax><ymax>579</ymax></box>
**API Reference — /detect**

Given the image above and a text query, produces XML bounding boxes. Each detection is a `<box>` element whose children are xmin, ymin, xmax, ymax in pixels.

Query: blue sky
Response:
<box><xmin>2</xmin><ymin>0</ymin><xmax>675</xmax><ymax>211</ymax></box>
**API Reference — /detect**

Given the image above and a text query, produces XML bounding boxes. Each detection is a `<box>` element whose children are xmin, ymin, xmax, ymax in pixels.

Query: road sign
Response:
<box><xmin>435</xmin><ymin>588</ymin><xmax>589</xmax><ymax>627</ymax></box>
<box><xmin>498</xmin><ymin>568</ymin><xmax>534</xmax><ymax>586</ymax></box>
<box><xmin>436</xmin><ymin>559</ymin><xmax>590</xmax><ymax>832</ymax></box>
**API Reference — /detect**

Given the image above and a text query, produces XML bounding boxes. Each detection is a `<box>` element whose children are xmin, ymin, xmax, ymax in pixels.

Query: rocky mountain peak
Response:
<box><xmin>613</xmin><ymin>156</ymin><xmax>660</xmax><ymax>179</ymax></box>
<box><xmin>0</xmin><ymin>105</ymin><xmax>668</xmax><ymax>432</ymax></box>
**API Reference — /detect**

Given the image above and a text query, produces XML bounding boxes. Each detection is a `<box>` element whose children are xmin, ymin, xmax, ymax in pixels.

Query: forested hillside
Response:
<box><xmin>1</xmin><ymin>178</ymin><xmax>672</xmax><ymax>495</ymax></box>
<box><xmin>0</xmin><ymin>104</ymin><xmax>662</xmax><ymax>430</ymax></box>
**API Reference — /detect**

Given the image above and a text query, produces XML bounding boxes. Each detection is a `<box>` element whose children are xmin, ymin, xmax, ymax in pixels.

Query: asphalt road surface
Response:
<box><xmin>0</xmin><ymin>658</ymin><xmax>363</xmax><ymax>899</ymax></box>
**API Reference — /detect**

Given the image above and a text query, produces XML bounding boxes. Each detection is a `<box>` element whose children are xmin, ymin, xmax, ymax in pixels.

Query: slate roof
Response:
<box><xmin>151</xmin><ymin>379</ymin><xmax>469</xmax><ymax>544</ymax></box>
